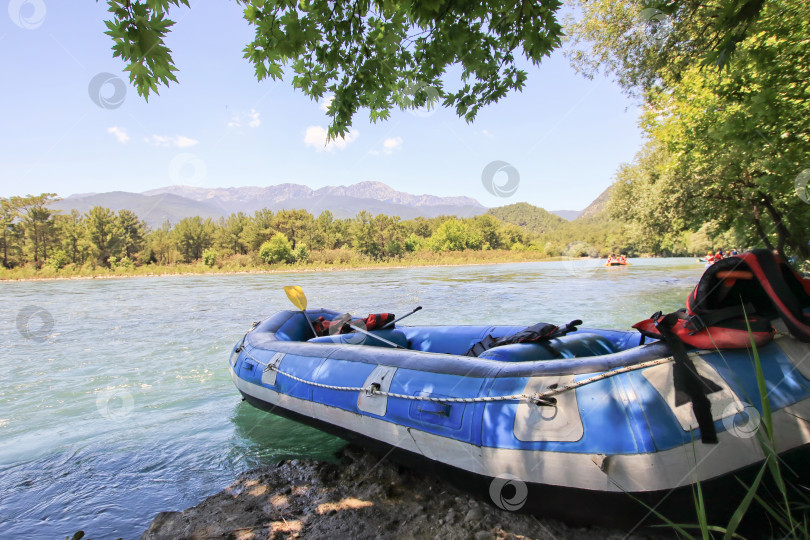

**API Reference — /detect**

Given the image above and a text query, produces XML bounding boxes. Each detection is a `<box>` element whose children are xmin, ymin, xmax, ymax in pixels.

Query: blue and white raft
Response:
<box><xmin>228</xmin><ymin>307</ymin><xmax>810</xmax><ymax>527</ymax></box>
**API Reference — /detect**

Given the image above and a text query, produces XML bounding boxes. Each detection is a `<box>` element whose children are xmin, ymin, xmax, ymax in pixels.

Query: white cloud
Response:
<box><xmin>368</xmin><ymin>136</ymin><xmax>403</xmax><ymax>156</ymax></box>
<box><xmin>147</xmin><ymin>135</ymin><xmax>170</xmax><ymax>146</ymax></box>
<box><xmin>481</xmin><ymin>129</ymin><xmax>495</xmax><ymax>139</ymax></box>
<box><xmin>145</xmin><ymin>134</ymin><xmax>199</xmax><ymax>148</ymax></box>
<box><xmin>107</xmin><ymin>126</ymin><xmax>130</xmax><ymax>144</ymax></box>
<box><xmin>383</xmin><ymin>136</ymin><xmax>403</xmax><ymax>154</ymax></box>
<box><xmin>228</xmin><ymin>108</ymin><xmax>261</xmax><ymax>129</ymax></box>
<box><xmin>175</xmin><ymin>135</ymin><xmax>199</xmax><ymax>148</ymax></box>
<box><xmin>247</xmin><ymin>109</ymin><xmax>261</xmax><ymax>128</ymax></box>
<box><xmin>304</xmin><ymin>125</ymin><xmax>358</xmax><ymax>152</ymax></box>
<box><xmin>319</xmin><ymin>94</ymin><xmax>335</xmax><ymax>112</ymax></box>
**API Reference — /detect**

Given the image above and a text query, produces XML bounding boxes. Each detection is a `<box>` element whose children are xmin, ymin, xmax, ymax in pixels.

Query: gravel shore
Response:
<box><xmin>141</xmin><ymin>446</ymin><xmax>664</xmax><ymax>540</ymax></box>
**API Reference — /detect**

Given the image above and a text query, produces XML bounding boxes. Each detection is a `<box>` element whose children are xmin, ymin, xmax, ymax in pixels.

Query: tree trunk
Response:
<box><xmin>32</xmin><ymin>223</ymin><xmax>39</xmax><ymax>263</ymax></box>
<box><xmin>1</xmin><ymin>229</ymin><xmax>7</xmax><ymax>268</ymax></box>
<box><xmin>757</xmin><ymin>191</ymin><xmax>810</xmax><ymax>260</ymax></box>
<box><xmin>751</xmin><ymin>205</ymin><xmax>776</xmax><ymax>252</ymax></box>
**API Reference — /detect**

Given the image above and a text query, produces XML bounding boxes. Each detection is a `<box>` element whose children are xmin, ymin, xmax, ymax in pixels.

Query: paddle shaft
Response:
<box><xmin>381</xmin><ymin>306</ymin><xmax>422</xmax><ymax>329</ymax></box>
<box><xmin>302</xmin><ymin>310</ymin><xmax>317</xmax><ymax>338</ymax></box>
<box><xmin>346</xmin><ymin>323</ymin><xmax>405</xmax><ymax>349</ymax></box>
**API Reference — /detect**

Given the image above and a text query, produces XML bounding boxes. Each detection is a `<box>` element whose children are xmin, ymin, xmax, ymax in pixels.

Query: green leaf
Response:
<box><xmin>105</xmin><ymin>0</ymin><xmax>566</xmax><ymax>135</ymax></box>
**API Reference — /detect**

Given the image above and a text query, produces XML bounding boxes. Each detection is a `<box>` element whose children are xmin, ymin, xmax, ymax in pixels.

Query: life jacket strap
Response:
<box><xmin>685</xmin><ymin>302</ymin><xmax>757</xmax><ymax>334</ymax></box>
<box><xmin>464</xmin><ymin>319</ymin><xmax>582</xmax><ymax>357</ymax></box>
<box><xmin>653</xmin><ymin>311</ymin><xmax>719</xmax><ymax>444</ymax></box>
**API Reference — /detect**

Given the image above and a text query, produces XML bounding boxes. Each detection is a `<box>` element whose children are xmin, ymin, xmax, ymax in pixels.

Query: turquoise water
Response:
<box><xmin>0</xmin><ymin>258</ymin><xmax>705</xmax><ymax>539</ymax></box>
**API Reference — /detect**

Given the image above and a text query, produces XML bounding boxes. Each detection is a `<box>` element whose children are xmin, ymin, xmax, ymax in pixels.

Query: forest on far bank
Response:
<box><xmin>0</xmin><ymin>190</ymin><xmax>790</xmax><ymax>279</ymax></box>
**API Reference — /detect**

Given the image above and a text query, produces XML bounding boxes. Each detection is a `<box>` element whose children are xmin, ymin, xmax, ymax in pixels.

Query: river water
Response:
<box><xmin>0</xmin><ymin>258</ymin><xmax>705</xmax><ymax>539</ymax></box>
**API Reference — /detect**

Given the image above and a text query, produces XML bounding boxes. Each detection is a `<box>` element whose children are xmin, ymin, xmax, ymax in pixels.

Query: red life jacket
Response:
<box><xmin>633</xmin><ymin>250</ymin><xmax>810</xmax><ymax>444</ymax></box>
<box><xmin>633</xmin><ymin>249</ymin><xmax>810</xmax><ymax>348</ymax></box>
<box><xmin>313</xmin><ymin>313</ymin><xmax>395</xmax><ymax>336</ymax></box>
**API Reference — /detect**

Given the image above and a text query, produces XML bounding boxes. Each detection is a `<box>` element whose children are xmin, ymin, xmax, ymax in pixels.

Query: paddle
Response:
<box><xmin>283</xmin><ymin>286</ymin><xmax>405</xmax><ymax>349</ymax></box>
<box><xmin>284</xmin><ymin>285</ymin><xmax>317</xmax><ymax>338</ymax></box>
<box><xmin>381</xmin><ymin>306</ymin><xmax>422</xmax><ymax>329</ymax></box>
<box><xmin>329</xmin><ymin>313</ymin><xmax>405</xmax><ymax>349</ymax></box>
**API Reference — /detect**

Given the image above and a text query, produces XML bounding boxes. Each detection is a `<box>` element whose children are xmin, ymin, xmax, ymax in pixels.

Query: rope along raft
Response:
<box><xmin>238</xmin><ymin>348</ymin><xmax>692</xmax><ymax>406</ymax></box>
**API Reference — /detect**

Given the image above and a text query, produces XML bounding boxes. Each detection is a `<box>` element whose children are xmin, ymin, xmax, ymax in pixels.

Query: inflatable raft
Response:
<box><xmin>228</xmin><ymin>251</ymin><xmax>810</xmax><ymax>528</ymax></box>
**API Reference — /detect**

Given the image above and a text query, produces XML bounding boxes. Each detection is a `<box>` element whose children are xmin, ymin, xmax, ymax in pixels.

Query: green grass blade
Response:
<box><xmin>743</xmin><ymin>306</ymin><xmax>796</xmax><ymax>529</ymax></box>
<box><xmin>751</xmin><ymin>490</ymin><xmax>791</xmax><ymax>531</ymax></box>
<box><xmin>743</xmin><ymin>309</ymin><xmax>793</xmax><ymax>527</ymax></box>
<box><xmin>723</xmin><ymin>463</ymin><xmax>769</xmax><ymax>539</ymax></box>
<box><xmin>744</xmin><ymin>309</ymin><xmax>772</xmax><ymax>442</ymax></box>
<box><xmin>667</xmin><ymin>524</ymin><xmax>739</xmax><ymax>535</ymax></box>
<box><xmin>684</xmin><ymin>434</ymin><xmax>711</xmax><ymax>539</ymax></box>
<box><xmin>621</xmin><ymin>489</ymin><xmax>697</xmax><ymax>538</ymax></box>
<box><xmin>695</xmin><ymin>477</ymin><xmax>710</xmax><ymax>540</ymax></box>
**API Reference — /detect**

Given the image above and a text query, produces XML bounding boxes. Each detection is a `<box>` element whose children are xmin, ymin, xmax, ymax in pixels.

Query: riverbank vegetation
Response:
<box><xmin>0</xmin><ymin>187</ymin><xmax>799</xmax><ymax>280</ymax></box>
<box><xmin>567</xmin><ymin>0</ymin><xmax>810</xmax><ymax>263</ymax></box>
<box><xmin>0</xmin><ymin>194</ymin><xmax>598</xmax><ymax>280</ymax></box>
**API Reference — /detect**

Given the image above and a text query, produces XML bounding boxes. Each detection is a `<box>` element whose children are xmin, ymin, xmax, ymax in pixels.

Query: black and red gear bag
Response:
<box><xmin>633</xmin><ymin>249</ymin><xmax>810</xmax><ymax>348</ymax></box>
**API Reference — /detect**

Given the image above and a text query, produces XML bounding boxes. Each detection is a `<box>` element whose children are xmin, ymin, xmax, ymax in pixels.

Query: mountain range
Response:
<box><xmin>51</xmin><ymin>181</ymin><xmax>584</xmax><ymax>228</ymax></box>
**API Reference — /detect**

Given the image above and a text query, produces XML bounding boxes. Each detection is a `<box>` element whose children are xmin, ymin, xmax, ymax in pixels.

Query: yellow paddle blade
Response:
<box><xmin>284</xmin><ymin>286</ymin><xmax>307</xmax><ymax>311</ymax></box>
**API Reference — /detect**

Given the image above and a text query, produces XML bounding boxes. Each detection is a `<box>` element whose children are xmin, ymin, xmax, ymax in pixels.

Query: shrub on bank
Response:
<box><xmin>259</xmin><ymin>234</ymin><xmax>294</xmax><ymax>264</ymax></box>
<box><xmin>203</xmin><ymin>249</ymin><xmax>218</xmax><ymax>268</ymax></box>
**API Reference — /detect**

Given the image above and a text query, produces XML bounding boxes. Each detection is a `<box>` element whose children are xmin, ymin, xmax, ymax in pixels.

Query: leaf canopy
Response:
<box><xmin>105</xmin><ymin>0</ymin><xmax>564</xmax><ymax>138</ymax></box>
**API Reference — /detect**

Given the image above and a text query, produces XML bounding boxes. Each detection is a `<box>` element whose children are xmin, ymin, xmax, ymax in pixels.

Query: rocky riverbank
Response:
<box><xmin>141</xmin><ymin>446</ymin><xmax>664</xmax><ymax>540</ymax></box>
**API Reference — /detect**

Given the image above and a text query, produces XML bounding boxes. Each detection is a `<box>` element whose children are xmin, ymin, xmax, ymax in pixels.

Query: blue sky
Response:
<box><xmin>1</xmin><ymin>1</ymin><xmax>644</xmax><ymax>211</ymax></box>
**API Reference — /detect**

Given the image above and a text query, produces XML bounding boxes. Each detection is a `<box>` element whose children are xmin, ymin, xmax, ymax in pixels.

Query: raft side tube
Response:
<box><xmin>243</xmin><ymin>310</ymin><xmax>672</xmax><ymax>377</ymax></box>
